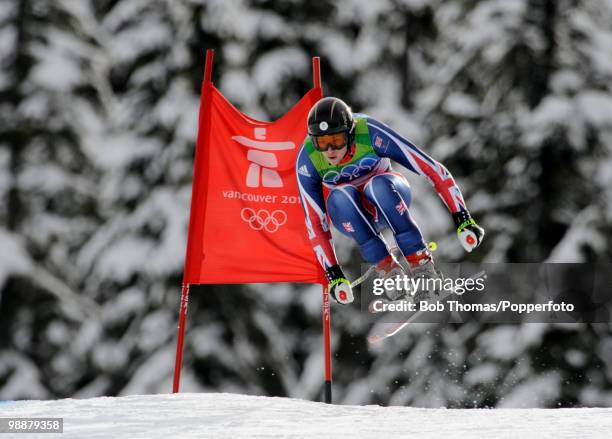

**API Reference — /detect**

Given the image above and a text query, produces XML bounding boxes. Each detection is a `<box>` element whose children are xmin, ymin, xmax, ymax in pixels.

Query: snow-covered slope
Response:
<box><xmin>1</xmin><ymin>393</ymin><xmax>611</xmax><ymax>438</ymax></box>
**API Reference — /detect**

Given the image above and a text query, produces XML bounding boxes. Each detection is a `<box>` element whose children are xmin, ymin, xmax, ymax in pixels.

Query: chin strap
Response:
<box><xmin>337</xmin><ymin>143</ymin><xmax>355</xmax><ymax>164</ymax></box>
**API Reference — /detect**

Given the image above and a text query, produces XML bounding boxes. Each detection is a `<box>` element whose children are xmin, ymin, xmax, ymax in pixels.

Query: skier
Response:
<box><xmin>296</xmin><ymin>97</ymin><xmax>485</xmax><ymax>305</ymax></box>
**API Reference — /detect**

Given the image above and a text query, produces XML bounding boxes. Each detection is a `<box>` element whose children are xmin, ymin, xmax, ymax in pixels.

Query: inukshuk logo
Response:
<box><xmin>232</xmin><ymin>127</ymin><xmax>295</xmax><ymax>188</ymax></box>
<box><xmin>231</xmin><ymin>128</ymin><xmax>294</xmax><ymax>233</ymax></box>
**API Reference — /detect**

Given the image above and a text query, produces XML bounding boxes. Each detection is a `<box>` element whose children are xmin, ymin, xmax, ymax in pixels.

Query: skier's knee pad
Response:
<box><xmin>387</xmin><ymin>173</ymin><xmax>413</xmax><ymax>206</ymax></box>
<box><xmin>364</xmin><ymin>173</ymin><xmax>412</xmax><ymax>210</ymax></box>
<box><xmin>327</xmin><ymin>185</ymin><xmax>360</xmax><ymax>213</ymax></box>
<box><xmin>327</xmin><ymin>185</ymin><xmax>365</xmax><ymax>232</ymax></box>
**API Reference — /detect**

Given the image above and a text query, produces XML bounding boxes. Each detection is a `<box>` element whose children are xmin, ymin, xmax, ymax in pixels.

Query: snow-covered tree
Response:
<box><xmin>1</xmin><ymin>0</ymin><xmax>611</xmax><ymax>407</ymax></box>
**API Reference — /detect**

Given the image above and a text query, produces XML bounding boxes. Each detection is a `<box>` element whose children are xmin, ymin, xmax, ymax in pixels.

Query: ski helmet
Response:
<box><xmin>307</xmin><ymin>97</ymin><xmax>355</xmax><ymax>151</ymax></box>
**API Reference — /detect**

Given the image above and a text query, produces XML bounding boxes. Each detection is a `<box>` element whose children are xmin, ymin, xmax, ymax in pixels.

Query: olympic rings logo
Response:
<box><xmin>240</xmin><ymin>208</ymin><xmax>288</xmax><ymax>233</ymax></box>
<box><xmin>322</xmin><ymin>156</ymin><xmax>379</xmax><ymax>184</ymax></box>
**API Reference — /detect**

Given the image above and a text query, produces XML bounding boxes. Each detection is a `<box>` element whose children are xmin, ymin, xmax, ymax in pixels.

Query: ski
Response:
<box><xmin>367</xmin><ymin>270</ymin><xmax>487</xmax><ymax>343</ymax></box>
<box><xmin>350</xmin><ymin>265</ymin><xmax>376</xmax><ymax>288</ymax></box>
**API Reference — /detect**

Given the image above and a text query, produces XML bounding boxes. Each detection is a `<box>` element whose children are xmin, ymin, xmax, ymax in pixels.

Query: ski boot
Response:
<box><xmin>405</xmin><ymin>248</ymin><xmax>443</xmax><ymax>302</ymax></box>
<box><xmin>374</xmin><ymin>254</ymin><xmax>406</xmax><ymax>301</ymax></box>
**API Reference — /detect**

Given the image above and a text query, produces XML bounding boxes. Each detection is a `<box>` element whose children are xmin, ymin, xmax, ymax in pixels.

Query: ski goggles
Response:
<box><xmin>312</xmin><ymin>132</ymin><xmax>348</xmax><ymax>152</ymax></box>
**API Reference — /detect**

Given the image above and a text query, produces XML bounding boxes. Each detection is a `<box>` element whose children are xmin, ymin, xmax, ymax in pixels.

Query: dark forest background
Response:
<box><xmin>1</xmin><ymin>0</ymin><xmax>611</xmax><ymax>407</ymax></box>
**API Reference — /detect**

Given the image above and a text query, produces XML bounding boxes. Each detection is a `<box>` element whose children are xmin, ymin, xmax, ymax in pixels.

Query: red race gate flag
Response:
<box><xmin>184</xmin><ymin>81</ymin><xmax>325</xmax><ymax>284</ymax></box>
<box><xmin>175</xmin><ymin>52</ymin><xmax>332</xmax><ymax>402</ymax></box>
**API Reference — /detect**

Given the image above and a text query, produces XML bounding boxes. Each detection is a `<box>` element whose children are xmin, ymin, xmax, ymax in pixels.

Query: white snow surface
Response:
<box><xmin>1</xmin><ymin>393</ymin><xmax>611</xmax><ymax>438</ymax></box>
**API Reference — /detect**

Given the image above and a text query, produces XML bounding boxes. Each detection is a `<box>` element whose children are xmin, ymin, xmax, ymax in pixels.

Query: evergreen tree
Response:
<box><xmin>1</xmin><ymin>0</ymin><xmax>610</xmax><ymax>407</ymax></box>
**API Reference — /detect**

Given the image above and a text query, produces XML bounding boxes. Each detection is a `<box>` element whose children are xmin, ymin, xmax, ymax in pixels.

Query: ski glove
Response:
<box><xmin>452</xmin><ymin>210</ymin><xmax>485</xmax><ymax>253</ymax></box>
<box><xmin>325</xmin><ymin>265</ymin><xmax>354</xmax><ymax>305</ymax></box>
